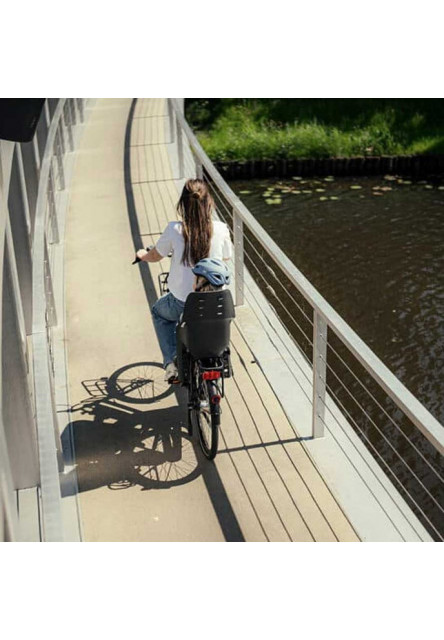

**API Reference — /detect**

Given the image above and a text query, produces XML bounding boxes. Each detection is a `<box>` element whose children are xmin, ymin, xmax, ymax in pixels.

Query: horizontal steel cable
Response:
<box><xmin>241</xmin><ymin>271</ymin><xmax>315</xmax><ymax>395</ymax></box>
<box><xmin>318</xmin><ymin>391</ymin><xmax>443</xmax><ymax>541</ymax></box>
<box><xmin>212</xmin><ymin>191</ymin><xmax>313</xmax><ymax>345</ymax></box>
<box><xmin>210</xmin><ymin>185</ymin><xmax>234</xmax><ymax>224</ymax></box>
<box><xmin>241</xmin><ymin>229</ymin><xmax>314</xmax><ymax>327</ymax></box>
<box><xmin>321</xmin><ymin>355</ymin><xmax>444</xmax><ymax>510</ymax></box>
<box><xmin>213</xmin><ymin>205</ymin><xmax>233</xmax><ymax>240</ymax></box>
<box><xmin>210</xmin><ymin>182</ymin><xmax>315</xmax><ymax>375</ymax></box>
<box><xmin>207</xmin><ymin>172</ymin><xmax>315</xmax><ymax>329</ymax></box>
<box><xmin>244</xmin><ymin>251</ymin><xmax>314</xmax><ymax>351</ymax></box>
<box><xmin>323</xmin><ymin>343</ymin><xmax>444</xmax><ymax>484</ymax></box>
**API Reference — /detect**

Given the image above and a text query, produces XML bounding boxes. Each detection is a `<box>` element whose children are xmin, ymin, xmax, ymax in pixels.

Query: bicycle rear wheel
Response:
<box><xmin>191</xmin><ymin>375</ymin><xmax>219</xmax><ymax>460</ymax></box>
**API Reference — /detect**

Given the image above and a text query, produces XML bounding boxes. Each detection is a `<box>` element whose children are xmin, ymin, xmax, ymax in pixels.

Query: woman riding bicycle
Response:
<box><xmin>136</xmin><ymin>178</ymin><xmax>232</xmax><ymax>383</ymax></box>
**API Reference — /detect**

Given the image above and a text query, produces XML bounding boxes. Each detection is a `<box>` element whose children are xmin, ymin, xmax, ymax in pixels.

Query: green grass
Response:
<box><xmin>185</xmin><ymin>99</ymin><xmax>444</xmax><ymax>162</ymax></box>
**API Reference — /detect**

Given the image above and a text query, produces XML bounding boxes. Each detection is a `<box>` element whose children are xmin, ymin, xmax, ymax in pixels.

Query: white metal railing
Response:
<box><xmin>32</xmin><ymin>99</ymin><xmax>87</xmax><ymax>541</ymax></box>
<box><xmin>168</xmin><ymin>98</ymin><xmax>444</xmax><ymax>538</ymax></box>
<box><xmin>0</xmin><ymin>99</ymin><xmax>87</xmax><ymax>541</ymax></box>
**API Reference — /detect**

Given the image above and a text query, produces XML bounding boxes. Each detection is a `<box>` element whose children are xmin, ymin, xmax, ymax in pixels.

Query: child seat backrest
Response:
<box><xmin>181</xmin><ymin>289</ymin><xmax>235</xmax><ymax>358</ymax></box>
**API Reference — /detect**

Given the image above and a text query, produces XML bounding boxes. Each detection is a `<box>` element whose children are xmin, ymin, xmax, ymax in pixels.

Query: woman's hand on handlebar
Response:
<box><xmin>132</xmin><ymin>245</ymin><xmax>164</xmax><ymax>265</ymax></box>
<box><xmin>137</xmin><ymin>248</ymin><xmax>149</xmax><ymax>261</ymax></box>
<box><xmin>132</xmin><ymin>246</ymin><xmax>152</xmax><ymax>264</ymax></box>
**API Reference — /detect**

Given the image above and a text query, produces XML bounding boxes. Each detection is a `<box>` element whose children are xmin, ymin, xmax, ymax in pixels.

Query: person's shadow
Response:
<box><xmin>61</xmin><ymin>361</ymin><xmax>201</xmax><ymax>496</ymax></box>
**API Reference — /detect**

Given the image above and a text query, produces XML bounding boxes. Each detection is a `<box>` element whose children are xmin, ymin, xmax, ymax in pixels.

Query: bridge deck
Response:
<box><xmin>62</xmin><ymin>98</ymin><xmax>359</xmax><ymax>541</ymax></box>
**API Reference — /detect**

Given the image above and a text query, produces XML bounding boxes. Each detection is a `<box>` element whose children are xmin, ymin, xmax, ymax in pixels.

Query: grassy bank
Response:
<box><xmin>185</xmin><ymin>99</ymin><xmax>444</xmax><ymax>162</ymax></box>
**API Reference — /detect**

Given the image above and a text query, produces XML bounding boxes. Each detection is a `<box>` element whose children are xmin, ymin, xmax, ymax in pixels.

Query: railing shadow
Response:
<box><xmin>60</xmin><ymin>360</ymin><xmax>245</xmax><ymax>541</ymax></box>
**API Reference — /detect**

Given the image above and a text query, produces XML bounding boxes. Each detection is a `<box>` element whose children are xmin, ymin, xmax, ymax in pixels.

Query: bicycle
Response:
<box><xmin>133</xmin><ymin>249</ymin><xmax>235</xmax><ymax>460</ymax></box>
<box><xmin>177</xmin><ymin>288</ymin><xmax>235</xmax><ymax>460</ymax></box>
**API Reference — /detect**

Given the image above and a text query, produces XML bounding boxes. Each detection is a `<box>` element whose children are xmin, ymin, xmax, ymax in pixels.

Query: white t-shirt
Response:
<box><xmin>155</xmin><ymin>220</ymin><xmax>232</xmax><ymax>301</ymax></box>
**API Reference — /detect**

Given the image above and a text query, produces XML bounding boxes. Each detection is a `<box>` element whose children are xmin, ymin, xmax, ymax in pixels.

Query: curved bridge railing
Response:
<box><xmin>0</xmin><ymin>99</ymin><xmax>87</xmax><ymax>541</ymax></box>
<box><xmin>168</xmin><ymin>98</ymin><xmax>444</xmax><ymax>540</ymax></box>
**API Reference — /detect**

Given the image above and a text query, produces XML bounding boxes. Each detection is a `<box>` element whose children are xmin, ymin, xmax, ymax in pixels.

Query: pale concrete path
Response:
<box><xmin>63</xmin><ymin>98</ymin><xmax>359</xmax><ymax>541</ymax></box>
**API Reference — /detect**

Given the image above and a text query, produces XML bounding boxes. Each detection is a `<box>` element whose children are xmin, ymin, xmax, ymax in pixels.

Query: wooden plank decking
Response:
<box><xmin>63</xmin><ymin>98</ymin><xmax>359</xmax><ymax>541</ymax></box>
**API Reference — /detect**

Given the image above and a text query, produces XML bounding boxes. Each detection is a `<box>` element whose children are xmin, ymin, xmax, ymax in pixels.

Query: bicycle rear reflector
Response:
<box><xmin>202</xmin><ymin>371</ymin><xmax>221</xmax><ymax>380</ymax></box>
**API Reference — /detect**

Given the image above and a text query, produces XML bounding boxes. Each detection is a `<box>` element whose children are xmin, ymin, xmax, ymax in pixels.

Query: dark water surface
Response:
<box><xmin>229</xmin><ymin>174</ymin><xmax>444</xmax><ymax>538</ymax></box>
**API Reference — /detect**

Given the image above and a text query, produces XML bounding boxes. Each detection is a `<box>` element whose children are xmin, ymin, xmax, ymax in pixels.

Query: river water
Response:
<box><xmin>228</xmin><ymin>174</ymin><xmax>444</xmax><ymax>539</ymax></box>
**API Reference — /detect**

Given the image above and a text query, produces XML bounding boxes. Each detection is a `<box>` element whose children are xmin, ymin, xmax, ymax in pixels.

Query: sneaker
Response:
<box><xmin>164</xmin><ymin>362</ymin><xmax>179</xmax><ymax>384</ymax></box>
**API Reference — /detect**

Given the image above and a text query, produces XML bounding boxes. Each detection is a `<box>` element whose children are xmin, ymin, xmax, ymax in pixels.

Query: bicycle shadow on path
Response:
<box><xmin>60</xmin><ymin>361</ymin><xmax>245</xmax><ymax>541</ymax></box>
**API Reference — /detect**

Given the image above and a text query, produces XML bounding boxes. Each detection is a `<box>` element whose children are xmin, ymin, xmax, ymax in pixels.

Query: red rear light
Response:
<box><xmin>202</xmin><ymin>371</ymin><xmax>221</xmax><ymax>380</ymax></box>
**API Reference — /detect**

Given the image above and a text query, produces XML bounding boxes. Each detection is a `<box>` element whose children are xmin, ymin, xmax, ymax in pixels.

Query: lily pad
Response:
<box><xmin>438</xmin><ymin>186</ymin><xmax>444</xmax><ymax>190</ymax></box>
<box><xmin>316</xmin><ymin>188</ymin><xmax>326</xmax><ymax>193</ymax></box>
<box><xmin>425</xmin><ymin>185</ymin><xmax>434</xmax><ymax>190</ymax></box>
<box><xmin>373</xmin><ymin>192</ymin><xmax>383</xmax><ymax>196</ymax></box>
<box><xmin>350</xmin><ymin>185</ymin><xmax>362</xmax><ymax>190</ymax></box>
<box><xmin>292</xmin><ymin>176</ymin><xmax>302</xmax><ymax>181</ymax></box>
<box><xmin>329</xmin><ymin>196</ymin><xmax>339</xmax><ymax>201</ymax></box>
<box><xmin>324</xmin><ymin>176</ymin><xmax>335</xmax><ymax>182</ymax></box>
<box><xmin>384</xmin><ymin>175</ymin><xmax>397</xmax><ymax>181</ymax></box>
<box><xmin>319</xmin><ymin>197</ymin><xmax>328</xmax><ymax>201</ymax></box>
<box><xmin>380</xmin><ymin>186</ymin><xmax>392</xmax><ymax>192</ymax></box>
<box><xmin>265</xmin><ymin>197</ymin><xmax>282</xmax><ymax>205</ymax></box>
<box><xmin>239</xmin><ymin>190</ymin><xmax>252</xmax><ymax>195</ymax></box>
<box><xmin>302</xmin><ymin>190</ymin><xmax>312</xmax><ymax>194</ymax></box>
<box><xmin>292</xmin><ymin>190</ymin><xmax>301</xmax><ymax>195</ymax></box>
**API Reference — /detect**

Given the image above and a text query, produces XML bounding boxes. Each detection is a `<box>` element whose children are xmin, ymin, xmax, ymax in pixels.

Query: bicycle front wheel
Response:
<box><xmin>192</xmin><ymin>378</ymin><xmax>219</xmax><ymax>460</ymax></box>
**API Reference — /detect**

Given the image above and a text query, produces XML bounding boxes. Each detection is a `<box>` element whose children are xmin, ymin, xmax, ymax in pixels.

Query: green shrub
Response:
<box><xmin>185</xmin><ymin>99</ymin><xmax>444</xmax><ymax>161</ymax></box>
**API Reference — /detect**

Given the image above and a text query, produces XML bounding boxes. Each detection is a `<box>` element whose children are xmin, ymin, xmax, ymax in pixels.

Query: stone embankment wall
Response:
<box><xmin>215</xmin><ymin>155</ymin><xmax>444</xmax><ymax>179</ymax></box>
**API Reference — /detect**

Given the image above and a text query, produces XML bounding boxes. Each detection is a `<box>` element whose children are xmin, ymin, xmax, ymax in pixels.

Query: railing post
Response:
<box><xmin>33</xmin><ymin>134</ymin><xmax>41</xmax><ymax>173</ymax></box>
<box><xmin>69</xmin><ymin>98</ymin><xmax>77</xmax><ymax>126</ymax></box>
<box><xmin>47</xmin><ymin>167</ymin><xmax>59</xmax><ymax>244</ymax></box>
<box><xmin>54</xmin><ymin>128</ymin><xmax>65</xmax><ymax>191</ymax></box>
<box><xmin>195</xmin><ymin>152</ymin><xmax>203</xmax><ymax>179</ymax></box>
<box><xmin>64</xmin><ymin>102</ymin><xmax>74</xmax><ymax>152</ymax></box>
<box><xmin>76</xmin><ymin>98</ymin><xmax>84</xmax><ymax>122</ymax></box>
<box><xmin>176</xmin><ymin>113</ymin><xmax>184</xmax><ymax>179</ymax></box>
<box><xmin>44</xmin><ymin>100</ymin><xmax>51</xmax><ymax>127</ymax></box>
<box><xmin>233</xmin><ymin>208</ymin><xmax>244</xmax><ymax>306</ymax></box>
<box><xmin>167</xmin><ymin>99</ymin><xmax>174</xmax><ymax>143</ymax></box>
<box><xmin>312</xmin><ymin>312</ymin><xmax>327</xmax><ymax>438</ymax></box>
<box><xmin>44</xmin><ymin>238</ymin><xmax>57</xmax><ymax>327</ymax></box>
<box><xmin>16</xmin><ymin>145</ymin><xmax>32</xmax><ymax>238</ymax></box>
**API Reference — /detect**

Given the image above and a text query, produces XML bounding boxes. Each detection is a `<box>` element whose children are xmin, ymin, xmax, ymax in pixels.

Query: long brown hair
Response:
<box><xmin>177</xmin><ymin>179</ymin><xmax>214</xmax><ymax>266</ymax></box>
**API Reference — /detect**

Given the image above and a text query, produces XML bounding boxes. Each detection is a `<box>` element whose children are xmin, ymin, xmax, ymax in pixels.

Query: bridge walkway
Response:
<box><xmin>62</xmin><ymin>98</ymin><xmax>359</xmax><ymax>541</ymax></box>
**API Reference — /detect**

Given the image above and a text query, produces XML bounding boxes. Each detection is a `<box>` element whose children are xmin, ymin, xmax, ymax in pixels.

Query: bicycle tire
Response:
<box><xmin>192</xmin><ymin>377</ymin><xmax>219</xmax><ymax>460</ymax></box>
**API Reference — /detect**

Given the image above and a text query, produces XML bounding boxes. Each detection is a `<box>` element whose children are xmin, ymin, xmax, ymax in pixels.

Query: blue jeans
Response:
<box><xmin>151</xmin><ymin>293</ymin><xmax>185</xmax><ymax>368</ymax></box>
